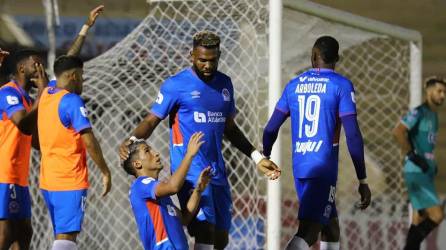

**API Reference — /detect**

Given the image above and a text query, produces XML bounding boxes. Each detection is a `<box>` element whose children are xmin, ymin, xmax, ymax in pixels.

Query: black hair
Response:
<box><xmin>122</xmin><ymin>140</ymin><xmax>146</xmax><ymax>177</ymax></box>
<box><xmin>53</xmin><ymin>55</ymin><xmax>83</xmax><ymax>77</ymax></box>
<box><xmin>425</xmin><ymin>76</ymin><xmax>446</xmax><ymax>89</ymax></box>
<box><xmin>12</xmin><ymin>49</ymin><xmax>40</xmax><ymax>74</ymax></box>
<box><xmin>313</xmin><ymin>36</ymin><xmax>339</xmax><ymax>64</ymax></box>
<box><xmin>193</xmin><ymin>31</ymin><xmax>220</xmax><ymax>49</ymax></box>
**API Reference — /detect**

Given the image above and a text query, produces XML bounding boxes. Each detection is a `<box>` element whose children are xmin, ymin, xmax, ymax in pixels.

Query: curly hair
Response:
<box><xmin>193</xmin><ymin>30</ymin><xmax>220</xmax><ymax>49</ymax></box>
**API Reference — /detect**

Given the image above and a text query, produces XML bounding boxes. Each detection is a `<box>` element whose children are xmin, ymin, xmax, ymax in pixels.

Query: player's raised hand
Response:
<box><xmin>196</xmin><ymin>166</ymin><xmax>211</xmax><ymax>193</ymax></box>
<box><xmin>30</xmin><ymin>62</ymin><xmax>48</xmax><ymax>89</ymax></box>
<box><xmin>119</xmin><ymin>139</ymin><xmax>132</xmax><ymax>161</ymax></box>
<box><xmin>86</xmin><ymin>5</ymin><xmax>104</xmax><ymax>27</ymax></box>
<box><xmin>101</xmin><ymin>170</ymin><xmax>112</xmax><ymax>197</ymax></box>
<box><xmin>257</xmin><ymin>159</ymin><xmax>281</xmax><ymax>180</ymax></box>
<box><xmin>186</xmin><ymin>132</ymin><xmax>205</xmax><ymax>157</ymax></box>
<box><xmin>357</xmin><ymin>183</ymin><xmax>371</xmax><ymax>210</ymax></box>
<box><xmin>0</xmin><ymin>48</ymin><xmax>9</xmax><ymax>66</ymax></box>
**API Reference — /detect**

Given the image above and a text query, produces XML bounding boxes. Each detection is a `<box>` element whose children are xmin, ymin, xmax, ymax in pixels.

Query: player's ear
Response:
<box><xmin>189</xmin><ymin>49</ymin><xmax>194</xmax><ymax>63</ymax></box>
<box><xmin>132</xmin><ymin>160</ymin><xmax>142</xmax><ymax>170</ymax></box>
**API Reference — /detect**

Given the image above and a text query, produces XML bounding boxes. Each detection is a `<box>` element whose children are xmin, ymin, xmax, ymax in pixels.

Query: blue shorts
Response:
<box><xmin>178</xmin><ymin>181</ymin><xmax>232</xmax><ymax>233</ymax></box>
<box><xmin>404</xmin><ymin>172</ymin><xmax>440</xmax><ymax>210</ymax></box>
<box><xmin>295</xmin><ymin>178</ymin><xmax>337</xmax><ymax>225</ymax></box>
<box><xmin>0</xmin><ymin>183</ymin><xmax>31</xmax><ymax>220</ymax></box>
<box><xmin>41</xmin><ymin>189</ymin><xmax>87</xmax><ymax>235</ymax></box>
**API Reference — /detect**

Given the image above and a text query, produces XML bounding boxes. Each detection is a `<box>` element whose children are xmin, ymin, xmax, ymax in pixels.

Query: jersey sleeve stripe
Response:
<box><xmin>145</xmin><ymin>200</ymin><xmax>169</xmax><ymax>245</ymax></box>
<box><xmin>275</xmin><ymin>107</ymin><xmax>290</xmax><ymax>115</ymax></box>
<box><xmin>339</xmin><ymin>111</ymin><xmax>356</xmax><ymax>117</ymax></box>
<box><xmin>172</xmin><ymin>113</ymin><xmax>183</xmax><ymax>146</ymax></box>
<box><xmin>150</xmin><ymin>110</ymin><xmax>166</xmax><ymax>120</ymax></box>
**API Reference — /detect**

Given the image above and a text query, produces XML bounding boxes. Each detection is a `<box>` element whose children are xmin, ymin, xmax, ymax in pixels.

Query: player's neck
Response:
<box><xmin>138</xmin><ymin>169</ymin><xmax>159</xmax><ymax>179</ymax></box>
<box><xmin>14</xmin><ymin>76</ymin><xmax>31</xmax><ymax>92</ymax></box>
<box><xmin>191</xmin><ymin>67</ymin><xmax>214</xmax><ymax>83</ymax></box>
<box><xmin>425</xmin><ymin>100</ymin><xmax>438</xmax><ymax>112</ymax></box>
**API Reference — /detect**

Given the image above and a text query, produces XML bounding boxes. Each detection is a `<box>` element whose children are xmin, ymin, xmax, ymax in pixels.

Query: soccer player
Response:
<box><xmin>38</xmin><ymin>55</ymin><xmax>112</xmax><ymax>250</ymax></box>
<box><xmin>119</xmin><ymin>31</ymin><xmax>280</xmax><ymax>250</ymax></box>
<box><xmin>393</xmin><ymin>77</ymin><xmax>446</xmax><ymax>250</ymax></box>
<box><xmin>263</xmin><ymin>36</ymin><xmax>371</xmax><ymax>250</ymax></box>
<box><xmin>123</xmin><ymin>132</ymin><xmax>211</xmax><ymax>250</ymax></box>
<box><xmin>0</xmin><ymin>49</ymin><xmax>48</xmax><ymax>250</ymax></box>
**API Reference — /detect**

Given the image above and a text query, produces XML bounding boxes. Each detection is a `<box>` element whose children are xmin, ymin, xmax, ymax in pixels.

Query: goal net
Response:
<box><xmin>28</xmin><ymin>0</ymin><xmax>421</xmax><ymax>249</ymax></box>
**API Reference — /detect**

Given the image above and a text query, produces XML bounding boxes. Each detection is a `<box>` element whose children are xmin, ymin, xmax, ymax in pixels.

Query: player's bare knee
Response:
<box><xmin>0</xmin><ymin>220</ymin><xmax>13</xmax><ymax>249</ymax></box>
<box><xmin>214</xmin><ymin>230</ymin><xmax>228</xmax><ymax>250</ymax></box>
<box><xmin>321</xmin><ymin>218</ymin><xmax>340</xmax><ymax>242</ymax></box>
<box><xmin>297</xmin><ymin>221</ymin><xmax>321</xmax><ymax>246</ymax></box>
<box><xmin>427</xmin><ymin>206</ymin><xmax>444</xmax><ymax>223</ymax></box>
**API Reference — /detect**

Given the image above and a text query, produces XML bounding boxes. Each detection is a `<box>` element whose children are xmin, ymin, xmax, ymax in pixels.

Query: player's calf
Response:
<box><xmin>295</xmin><ymin>220</ymin><xmax>322</xmax><ymax>247</ymax></box>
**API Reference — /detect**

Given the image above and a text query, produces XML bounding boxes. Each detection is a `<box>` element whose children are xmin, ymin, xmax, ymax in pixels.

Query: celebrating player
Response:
<box><xmin>393</xmin><ymin>77</ymin><xmax>445</xmax><ymax>250</ymax></box>
<box><xmin>38</xmin><ymin>55</ymin><xmax>111</xmax><ymax>250</ymax></box>
<box><xmin>0</xmin><ymin>49</ymin><xmax>48</xmax><ymax>250</ymax></box>
<box><xmin>263</xmin><ymin>36</ymin><xmax>371</xmax><ymax>250</ymax></box>
<box><xmin>119</xmin><ymin>31</ymin><xmax>280</xmax><ymax>249</ymax></box>
<box><xmin>123</xmin><ymin>132</ymin><xmax>211</xmax><ymax>250</ymax></box>
<box><xmin>48</xmin><ymin>4</ymin><xmax>105</xmax><ymax>88</ymax></box>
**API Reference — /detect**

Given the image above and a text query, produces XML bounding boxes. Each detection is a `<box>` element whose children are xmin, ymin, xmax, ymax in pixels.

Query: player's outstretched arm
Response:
<box><xmin>393</xmin><ymin>121</ymin><xmax>429</xmax><ymax>172</ymax></box>
<box><xmin>154</xmin><ymin>132</ymin><xmax>204</xmax><ymax>198</ymax></box>
<box><xmin>81</xmin><ymin>128</ymin><xmax>112</xmax><ymax>196</ymax></box>
<box><xmin>66</xmin><ymin>5</ymin><xmax>104</xmax><ymax>56</ymax></box>
<box><xmin>119</xmin><ymin>113</ymin><xmax>162</xmax><ymax>160</ymax></box>
<box><xmin>224</xmin><ymin>117</ymin><xmax>281</xmax><ymax>179</ymax></box>
<box><xmin>11</xmin><ymin>62</ymin><xmax>48</xmax><ymax>137</ymax></box>
<box><xmin>341</xmin><ymin>114</ymin><xmax>371</xmax><ymax>209</ymax></box>
<box><xmin>180</xmin><ymin>167</ymin><xmax>211</xmax><ymax>225</ymax></box>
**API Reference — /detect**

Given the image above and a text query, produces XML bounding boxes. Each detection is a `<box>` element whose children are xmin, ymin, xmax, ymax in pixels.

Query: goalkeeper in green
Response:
<box><xmin>393</xmin><ymin>76</ymin><xmax>446</xmax><ymax>250</ymax></box>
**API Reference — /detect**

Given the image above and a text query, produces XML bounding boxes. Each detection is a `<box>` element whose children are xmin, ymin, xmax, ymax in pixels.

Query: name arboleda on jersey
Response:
<box><xmin>294</xmin><ymin>76</ymin><xmax>328</xmax><ymax>155</ymax></box>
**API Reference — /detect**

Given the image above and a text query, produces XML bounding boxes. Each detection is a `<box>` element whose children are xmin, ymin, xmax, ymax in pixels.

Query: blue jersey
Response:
<box><xmin>0</xmin><ymin>82</ymin><xmax>32</xmax><ymax>118</ymax></box>
<box><xmin>276</xmin><ymin>68</ymin><xmax>356</xmax><ymax>180</ymax></box>
<box><xmin>151</xmin><ymin>68</ymin><xmax>236</xmax><ymax>185</ymax></box>
<box><xmin>47</xmin><ymin>87</ymin><xmax>91</xmax><ymax>133</ymax></box>
<box><xmin>129</xmin><ymin>176</ymin><xmax>188</xmax><ymax>250</ymax></box>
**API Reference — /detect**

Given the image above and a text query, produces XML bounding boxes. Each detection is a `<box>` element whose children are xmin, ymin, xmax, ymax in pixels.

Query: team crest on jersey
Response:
<box><xmin>222</xmin><ymin>88</ymin><xmax>230</xmax><ymax>102</ymax></box>
<box><xmin>191</xmin><ymin>90</ymin><xmax>201</xmax><ymax>99</ymax></box>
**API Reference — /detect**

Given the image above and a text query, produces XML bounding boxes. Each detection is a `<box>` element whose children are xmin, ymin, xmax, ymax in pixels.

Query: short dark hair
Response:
<box><xmin>425</xmin><ymin>76</ymin><xmax>446</xmax><ymax>89</ymax></box>
<box><xmin>12</xmin><ymin>49</ymin><xmax>41</xmax><ymax>74</ymax></box>
<box><xmin>122</xmin><ymin>140</ymin><xmax>146</xmax><ymax>177</ymax></box>
<box><xmin>313</xmin><ymin>36</ymin><xmax>339</xmax><ymax>64</ymax></box>
<box><xmin>193</xmin><ymin>31</ymin><xmax>220</xmax><ymax>49</ymax></box>
<box><xmin>53</xmin><ymin>55</ymin><xmax>83</xmax><ymax>77</ymax></box>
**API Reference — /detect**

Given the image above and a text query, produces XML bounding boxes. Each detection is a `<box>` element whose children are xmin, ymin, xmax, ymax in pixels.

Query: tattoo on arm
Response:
<box><xmin>67</xmin><ymin>35</ymin><xmax>87</xmax><ymax>57</ymax></box>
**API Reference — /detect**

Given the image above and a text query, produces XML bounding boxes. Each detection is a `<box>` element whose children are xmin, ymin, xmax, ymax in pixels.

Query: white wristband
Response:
<box><xmin>79</xmin><ymin>24</ymin><xmax>89</xmax><ymax>36</ymax></box>
<box><xmin>359</xmin><ymin>178</ymin><xmax>368</xmax><ymax>184</ymax></box>
<box><xmin>251</xmin><ymin>150</ymin><xmax>265</xmax><ymax>165</ymax></box>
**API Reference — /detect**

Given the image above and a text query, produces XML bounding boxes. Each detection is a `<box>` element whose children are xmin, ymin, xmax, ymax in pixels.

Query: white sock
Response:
<box><xmin>52</xmin><ymin>240</ymin><xmax>78</xmax><ymax>250</ymax></box>
<box><xmin>194</xmin><ymin>243</ymin><xmax>213</xmax><ymax>250</ymax></box>
<box><xmin>285</xmin><ymin>236</ymin><xmax>310</xmax><ymax>250</ymax></box>
<box><xmin>320</xmin><ymin>241</ymin><xmax>340</xmax><ymax>250</ymax></box>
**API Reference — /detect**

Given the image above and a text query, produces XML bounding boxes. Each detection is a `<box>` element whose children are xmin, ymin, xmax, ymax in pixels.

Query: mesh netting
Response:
<box><xmin>28</xmin><ymin>1</ymin><xmax>416</xmax><ymax>249</ymax></box>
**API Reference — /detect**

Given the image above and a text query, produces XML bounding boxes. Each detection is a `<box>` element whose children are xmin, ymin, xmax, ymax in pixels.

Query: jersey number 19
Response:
<box><xmin>297</xmin><ymin>95</ymin><xmax>321</xmax><ymax>138</ymax></box>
